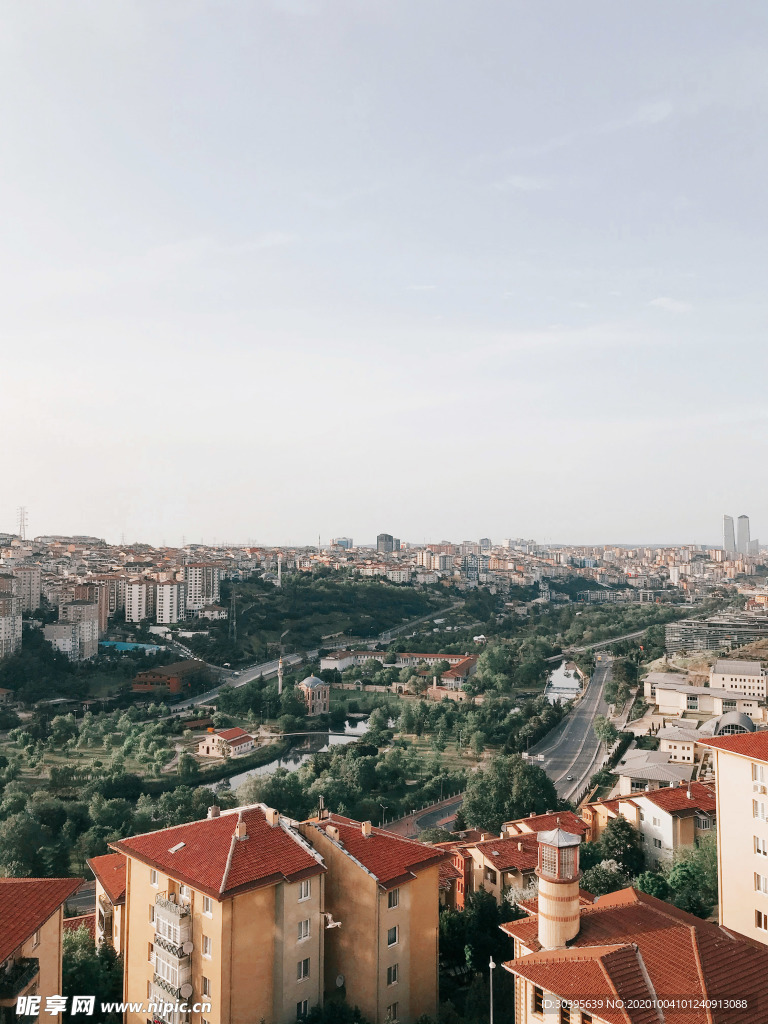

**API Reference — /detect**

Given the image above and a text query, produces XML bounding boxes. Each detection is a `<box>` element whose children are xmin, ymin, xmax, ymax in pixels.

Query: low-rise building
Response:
<box><xmin>614</xmin><ymin>748</ymin><xmax>695</xmax><ymax>794</ymax></box>
<box><xmin>297</xmin><ymin>675</ymin><xmax>330</xmax><ymax>716</ymax></box>
<box><xmin>196</xmin><ymin>727</ymin><xmax>255</xmax><ymax>758</ymax></box>
<box><xmin>0</xmin><ymin>876</ymin><xmax>82</xmax><ymax>1024</ymax></box>
<box><xmin>132</xmin><ymin>659</ymin><xmax>209</xmax><ymax>696</ymax></box>
<box><xmin>501</xmin><ymin>830</ymin><xmax>768</xmax><ymax>1024</ymax></box>
<box><xmin>710</xmin><ymin>658</ymin><xmax>767</xmax><ymax>697</ymax></box>
<box><xmin>646</xmin><ymin>674</ymin><xmax>762</xmax><ymax>720</ymax></box>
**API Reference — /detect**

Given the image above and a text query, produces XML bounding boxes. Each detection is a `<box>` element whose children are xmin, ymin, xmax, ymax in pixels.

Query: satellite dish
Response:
<box><xmin>335</xmin><ymin>975</ymin><xmax>345</xmax><ymax>988</ymax></box>
<box><xmin>182</xmin><ymin>941</ymin><xmax>194</xmax><ymax>955</ymax></box>
<box><xmin>180</xmin><ymin>984</ymin><xmax>193</xmax><ymax>999</ymax></box>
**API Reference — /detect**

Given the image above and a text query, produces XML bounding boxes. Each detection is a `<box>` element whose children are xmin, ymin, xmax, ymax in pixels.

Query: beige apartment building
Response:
<box><xmin>89</xmin><ymin>852</ymin><xmax>127</xmax><ymax>953</ymax></box>
<box><xmin>0</xmin><ymin>877</ymin><xmax>81</xmax><ymax>1024</ymax></box>
<box><xmin>298</xmin><ymin>811</ymin><xmax>447</xmax><ymax>1024</ymax></box>
<box><xmin>701</xmin><ymin>731</ymin><xmax>768</xmax><ymax>945</ymax></box>
<box><xmin>112</xmin><ymin>804</ymin><xmax>326</xmax><ymax>1024</ymax></box>
<box><xmin>11</xmin><ymin>564</ymin><xmax>41</xmax><ymax>613</ymax></box>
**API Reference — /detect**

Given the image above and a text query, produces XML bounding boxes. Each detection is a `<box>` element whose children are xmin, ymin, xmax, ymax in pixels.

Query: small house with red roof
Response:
<box><xmin>196</xmin><ymin>726</ymin><xmax>255</xmax><ymax>758</ymax></box>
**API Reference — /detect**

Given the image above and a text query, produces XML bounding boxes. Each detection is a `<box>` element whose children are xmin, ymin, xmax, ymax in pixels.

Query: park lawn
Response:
<box><xmin>397</xmin><ymin>733</ymin><xmax>480</xmax><ymax>773</ymax></box>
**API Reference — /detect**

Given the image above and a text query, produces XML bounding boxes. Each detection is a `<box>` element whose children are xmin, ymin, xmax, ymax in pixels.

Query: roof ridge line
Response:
<box><xmin>597</xmin><ymin>949</ymin><xmax>634</xmax><ymax>1024</ymax></box>
<box><xmin>688</xmin><ymin>925</ymin><xmax>715</xmax><ymax>1024</ymax></box>
<box><xmin>219</xmin><ymin>811</ymin><xmax>241</xmax><ymax>895</ymax></box>
<box><xmin>629</xmin><ymin>942</ymin><xmax>665</xmax><ymax>1024</ymax></box>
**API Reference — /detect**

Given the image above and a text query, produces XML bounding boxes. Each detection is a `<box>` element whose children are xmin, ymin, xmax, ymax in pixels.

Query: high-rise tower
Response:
<box><xmin>723</xmin><ymin>515</ymin><xmax>736</xmax><ymax>554</ymax></box>
<box><xmin>737</xmin><ymin>515</ymin><xmax>751</xmax><ymax>556</ymax></box>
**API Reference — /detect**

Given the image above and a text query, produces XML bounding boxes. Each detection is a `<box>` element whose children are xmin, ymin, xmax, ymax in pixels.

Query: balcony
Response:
<box><xmin>154</xmin><ymin>935</ymin><xmax>191</xmax><ymax>960</ymax></box>
<box><xmin>155</xmin><ymin>893</ymin><xmax>191</xmax><ymax>917</ymax></box>
<box><xmin>0</xmin><ymin>958</ymin><xmax>39</xmax><ymax>1000</ymax></box>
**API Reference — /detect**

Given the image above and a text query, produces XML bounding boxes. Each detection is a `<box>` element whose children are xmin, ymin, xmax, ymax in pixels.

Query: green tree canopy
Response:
<box><xmin>461</xmin><ymin>754</ymin><xmax>559</xmax><ymax>833</ymax></box>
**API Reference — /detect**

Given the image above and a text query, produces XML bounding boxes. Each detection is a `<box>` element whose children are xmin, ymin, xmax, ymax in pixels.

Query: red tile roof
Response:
<box><xmin>503</xmin><ymin>810</ymin><xmax>589</xmax><ymax>837</ymax></box>
<box><xmin>0</xmin><ymin>878</ymin><xmax>82</xmax><ymax>964</ymax></box>
<box><xmin>642</xmin><ymin>782</ymin><xmax>716</xmax><ymax>815</ymax></box>
<box><xmin>439</xmin><ymin>860</ymin><xmax>462</xmax><ymax>890</ymax></box>
<box><xmin>111</xmin><ymin>805</ymin><xmax>324</xmax><ymax>899</ymax></box>
<box><xmin>88</xmin><ymin>852</ymin><xmax>126</xmax><ymax>905</ymax></box>
<box><xmin>502</xmin><ymin>888</ymin><xmax>768</xmax><ymax>1024</ymax></box>
<box><xmin>217</xmin><ymin>727</ymin><xmax>252</xmax><ymax>744</ymax></box>
<box><xmin>517</xmin><ymin>888</ymin><xmax>595</xmax><ymax>916</ymax></box>
<box><xmin>64</xmin><ymin>913</ymin><xmax>96</xmax><ymax>941</ymax></box>
<box><xmin>472</xmin><ymin>833</ymin><xmax>539</xmax><ymax>872</ymax></box>
<box><xmin>310</xmin><ymin>814</ymin><xmax>448</xmax><ymax>889</ymax></box>
<box><xmin>698</xmin><ymin>732</ymin><xmax>768</xmax><ymax>761</ymax></box>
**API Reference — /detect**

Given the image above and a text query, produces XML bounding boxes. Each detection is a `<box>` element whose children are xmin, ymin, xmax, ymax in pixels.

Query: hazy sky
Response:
<box><xmin>3</xmin><ymin>2</ymin><xmax>768</xmax><ymax>547</ymax></box>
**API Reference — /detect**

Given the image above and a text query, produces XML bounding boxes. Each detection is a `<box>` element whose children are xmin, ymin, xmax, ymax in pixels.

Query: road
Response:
<box><xmin>168</xmin><ymin>600</ymin><xmax>465</xmax><ymax>712</ymax></box>
<box><xmin>66</xmin><ymin>882</ymin><xmax>96</xmax><ymax>916</ymax></box>
<box><xmin>527</xmin><ymin>657</ymin><xmax>611</xmax><ymax>801</ymax></box>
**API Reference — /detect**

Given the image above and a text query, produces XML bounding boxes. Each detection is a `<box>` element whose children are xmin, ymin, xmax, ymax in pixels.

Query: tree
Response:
<box><xmin>461</xmin><ymin>755</ymin><xmax>559</xmax><ymax>834</ymax></box>
<box><xmin>176</xmin><ymin>752</ymin><xmax>199</xmax><ymax>783</ymax></box>
<box><xmin>580</xmin><ymin>861</ymin><xmax>630</xmax><ymax>897</ymax></box>
<box><xmin>599</xmin><ymin>814</ymin><xmax>644</xmax><ymax>877</ymax></box>
<box><xmin>635</xmin><ymin>871</ymin><xmax>670</xmax><ymax>900</ymax></box>
<box><xmin>667</xmin><ymin>860</ymin><xmax>713</xmax><ymax>918</ymax></box>
<box><xmin>593</xmin><ymin>715</ymin><xmax>618</xmax><ymax>747</ymax></box>
<box><xmin>462</xmin><ymin>887</ymin><xmax>513</xmax><ymax>974</ymax></box>
<box><xmin>62</xmin><ymin>926</ymin><xmax>123</xmax><ymax>1022</ymax></box>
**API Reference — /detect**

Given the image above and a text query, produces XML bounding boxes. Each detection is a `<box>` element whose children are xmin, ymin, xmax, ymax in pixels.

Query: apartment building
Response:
<box><xmin>125</xmin><ymin>580</ymin><xmax>151</xmax><ymax>623</ymax></box>
<box><xmin>699</xmin><ymin>731</ymin><xmax>768</xmax><ymax>946</ymax></box>
<box><xmin>0</xmin><ymin>575</ymin><xmax>22</xmax><ymax>660</ymax></box>
<box><xmin>43</xmin><ymin>620</ymin><xmax>97</xmax><ymax>662</ymax></box>
<box><xmin>0</xmin><ymin>877</ymin><xmax>81</xmax><ymax>1024</ymax></box>
<box><xmin>73</xmin><ymin>582</ymin><xmax>111</xmax><ymax>635</ymax></box>
<box><xmin>710</xmin><ymin>658</ymin><xmax>767</xmax><ymax>697</ymax></box>
<box><xmin>184</xmin><ymin>565</ymin><xmax>221</xmax><ymax>615</ymax></box>
<box><xmin>11</xmin><ymin>564</ymin><xmax>41</xmax><ymax>613</ymax></box>
<box><xmin>156</xmin><ymin>580</ymin><xmax>186</xmax><ymax>624</ymax></box>
<box><xmin>501</xmin><ymin>830</ymin><xmax>768</xmax><ymax>1024</ymax></box>
<box><xmin>112</xmin><ymin>804</ymin><xmax>326</xmax><ymax>1024</ymax></box>
<box><xmin>89</xmin><ymin>852</ymin><xmax>127</xmax><ymax>953</ymax></box>
<box><xmin>60</xmin><ymin>600</ymin><xmax>99</xmax><ymax>658</ymax></box>
<box><xmin>298</xmin><ymin>811</ymin><xmax>446</xmax><ymax>1024</ymax></box>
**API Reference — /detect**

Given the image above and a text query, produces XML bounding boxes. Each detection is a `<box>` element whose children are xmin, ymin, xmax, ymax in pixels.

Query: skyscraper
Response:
<box><xmin>737</xmin><ymin>514</ymin><xmax>751</xmax><ymax>556</ymax></box>
<box><xmin>723</xmin><ymin>515</ymin><xmax>736</xmax><ymax>554</ymax></box>
<box><xmin>377</xmin><ymin>533</ymin><xmax>394</xmax><ymax>554</ymax></box>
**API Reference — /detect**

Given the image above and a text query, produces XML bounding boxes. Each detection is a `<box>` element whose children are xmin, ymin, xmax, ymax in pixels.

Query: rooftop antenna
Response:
<box><xmin>17</xmin><ymin>506</ymin><xmax>27</xmax><ymax>540</ymax></box>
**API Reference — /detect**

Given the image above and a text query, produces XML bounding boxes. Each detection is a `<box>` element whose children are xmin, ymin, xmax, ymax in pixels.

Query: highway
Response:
<box><xmin>527</xmin><ymin>657</ymin><xmax>611</xmax><ymax>801</ymax></box>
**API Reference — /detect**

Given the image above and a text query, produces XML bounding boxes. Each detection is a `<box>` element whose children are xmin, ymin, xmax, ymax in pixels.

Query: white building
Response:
<box><xmin>184</xmin><ymin>563</ymin><xmax>221</xmax><ymax>614</ymax></box>
<box><xmin>155</xmin><ymin>580</ymin><xmax>185</xmax><ymax>624</ymax></box>
<box><xmin>710</xmin><ymin>658</ymin><xmax>766</xmax><ymax>698</ymax></box>
<box><xmin>124</xmin><ymin>580</ymin><xmax>149</xmax><ymax>623</ymax></box>
<box><xmin>0</xmin><ymin>574</ymin><xmax>22</xmax><ymax>659</ymax></box>
<box><xmin>44</xmin><ymin>619</ymin><xmax>98</xmax><ymax>661</ymax></box>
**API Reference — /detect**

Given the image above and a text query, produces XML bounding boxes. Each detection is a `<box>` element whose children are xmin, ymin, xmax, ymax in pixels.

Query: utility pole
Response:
<box><xmin>489</xmin><ymin>957</ymin><xmax>496</xmax><ymax>1024</ymax></box>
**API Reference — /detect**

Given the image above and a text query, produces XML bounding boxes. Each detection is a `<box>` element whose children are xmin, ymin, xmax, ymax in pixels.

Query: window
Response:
<box><xmin>652</xmin><ymin>817</ymin><xmax>660</xmax><ymax>827</ymax></box>
<box><xmin>754</xmin><ymin>763</ymin><xmax>767</xmax><ymax>784</ymax></box>
<box><xmin>203</xmin><ymin>895</ymin><xmax>213</xmax><ymax>916</ymax></box>
<box><xmin>297</xmin><ymin>958</ymin><xmax>310</xmax><ymax>981</ymax></box>
<box><xmin>653</xmin><ymin>838</ymin><xmax>662</xmax><ymax>849</ymax></box>
<box><xmin>299</xmin><ymin>879</ymin><xmax>311</xmax><ymax>902</ymax></box>
<box><xmin>298</xmin><ymin>919</ymin><xmax>310</xmax><ymax>941</ymax></box>
<box><xmin>757</xmin><ymin>837</ymin><xmax>768</xmax><ymax>856</ymax></box>
<box><xmin>560</xmin><ymin>1002</ymin><xmax>571</xmax><ymax>1024</ymax></box>
<box><xmin>148</xmin><ymin>942</ymin><xmax>154</xmax><ymax>963</ymax></box>
<box><xmin>202</xmin><ymin>977</ymin><xmax>211</xmax><ymax>998</ymax></box>
<box><xmin>755</xmin><ymin>873</ymin><xmax>768</xmax><ymax>895</ymax></box>
<box><xmin>533</xmin><ymin>987</ymin><xmax>544</xmax><ymax>1015</ymax></box>
<box><xmin>179</xmin><ymin>885</ymin><xmax>191</xmax><ymax>905</ymax></box>
<box><xmin>639</xmin><ymin>811</ymin><xmax>645</xmax><ymax>821</ymax></box>
<box><xmin>155</xmin><ymin>914</ymin><xmax>181</xmax><ymax>945</ymax></box>
<box><xmin>149</xmin><ymin>905</ymin><xmax>155</xmax><ymax>924</ymax></box>
<box><xmin>386</xmin><ymin>1004</ymin><xmax>398</xmax><ymax>1022</ymax></box>
<box><xmin>484</xmin><ymin>868</ymin><xmax>497</xmax><ymax>884</ymax></box>
<box><xmin>202</xmin><ymin>935</ymin><xmax>212</xmax><ymax>958</ymax></box>
<box><xmin>696</xmin><ymin>816</ymin><xmax>711</xmax><ymax>830</ymax></box>
<box><xmin>387</xmin><ymin>926</ymin><xmax>398</xmax><ymax>947</ymax></box>
<box><xmin>754</xmin><ymin>800</ymin><xmax>767</xmax><ymax>820</ymax></box>
<box><xmin>150</xmin><ymin>869</ymin><xmax>158</xmax><ymax>887</ymax></box>
<box><xmin>155</xmin><ymin>953</ymin><xmax>179</xmax><ymax>988</ymax></box>
<box><xmin>147</xmin><ymin>982</ymin><xmax>151</xmax><ymax>999</ymax></box>
<box><xmin>388</xmin><ymin>889</ymin><xmax>399</xmax><ymax>909</ymax></box>
<box><xmin>757</xmin><ymin>910</ymin><xmax>768</xmax><ymax>931</ymax></box>
<box><xmin>296</xmin><ymin>1002</ymin><xmax>308</xmax><ymax>1019</ymax></box>
<box><xmin>540</xmin><ymin>845</ymin><xmax>557</xmax><ymax>876</ymax></box>
<box><xmin>387</xmin><ymin>964</ymin><xmax>399</xmax><ymax>986</ymax></box>
<box><xmin>31</xmin><ymin>930</ymin><xmax>40</xmax><ymax>949</ymax></box>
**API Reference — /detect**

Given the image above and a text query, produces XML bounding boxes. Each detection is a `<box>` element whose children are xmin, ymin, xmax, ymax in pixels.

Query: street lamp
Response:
<box><xmin>489</xmin><ymin>956</ymin><xmax>496</xmax><ymax>1024</ymax></box>
<box><xmin>379</xmin><ymin>802</ymin><xmax>388</xmax><ymax>825</ymax></box>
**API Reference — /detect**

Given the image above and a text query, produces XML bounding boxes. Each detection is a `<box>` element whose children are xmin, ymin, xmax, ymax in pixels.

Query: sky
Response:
<box><xmin>2</xmin><ymin>1</ymin><xmax>768</xmax><ymax>547</ymax></box>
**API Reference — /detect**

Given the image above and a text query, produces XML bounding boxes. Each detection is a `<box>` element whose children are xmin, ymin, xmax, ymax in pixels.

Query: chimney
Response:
<box><xmin>327</xmin><ymin>825</ymin><xmax>340</xmax><ymax>841</ymax></box>
<box><xmin>235</xmin><ymin>820</ymin><xmax>247</xmax><ymax>840</ymax></box>
<box><xmin>687</xmin><ymin>785</ymin><xmax>692</xmax><ymax>799</ymax></box>
<box><xmin>518</xmin><ymin>842</ymin><xmax>523</xmax><ymax>851</ymax></box>
<box><xmin>207</xmin><ymin>805</ymin><xmax>220</xmax><ymax>819</ymax></box>
<box><xmin>265</xmin><ymin>807</ymin><xmax>280</xmax><ymax>827</ymax></box>
<box><xmin>529</xmin><ymin>811</ymin><xmax>535</xmax><ymax>818</ymax></box>
<box><xmin>362</xmin><ymin>821</ymin><xmax>372</xmax><ymax>838</ymax></box>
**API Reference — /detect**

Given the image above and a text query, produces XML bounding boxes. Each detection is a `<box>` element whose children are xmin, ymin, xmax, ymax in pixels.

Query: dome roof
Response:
<box><xmin>713</xmin><ymin>711</ymin><xmax>755</xmax><ymax>735</ymax></box>
<box><xmin>300</xmin><ymin>675</ymin><xmax>325</xmax><ymax>690</ymax></box>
